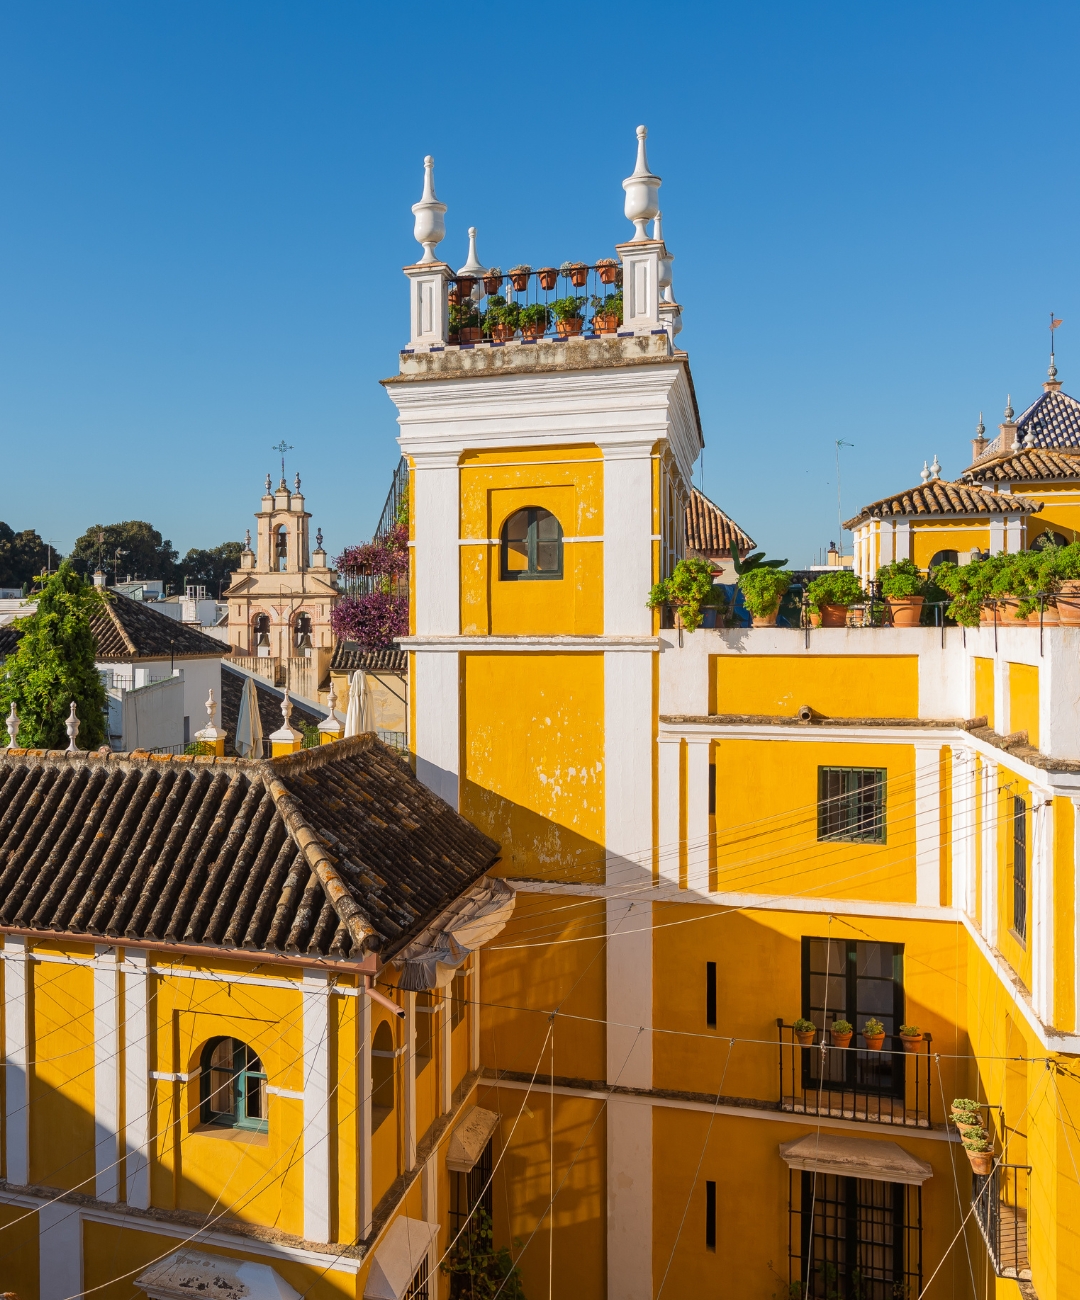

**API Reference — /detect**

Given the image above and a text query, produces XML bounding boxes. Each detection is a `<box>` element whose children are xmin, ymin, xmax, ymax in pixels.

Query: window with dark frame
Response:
<box><xmin>705</xmin><ymin>1180</ymin><xmax>717</xmax><ymax>1250</ymax></box>
<box><xmin>200</xmin><ymin>1037</ymin><xmax>267</xmax><ymax>1133</ymax></box>
<box><xmin>706</xmin><ymin>962</ymin><xmax>717</xmax><ymax>1028</ymax></box>
<box><xmin>499</xmin><ymin>507</ymin><xmax>563</xmax><ymax>581</ymax></box>
<box><xmin>1012</xmin><ymin>795</ymin><xmax>1028</xmax><ymax>942</ymax></box>
<box><xmin>817</xmin><ymin>767</ymin><xmax>886</xmax><ymax>843</ymax></box>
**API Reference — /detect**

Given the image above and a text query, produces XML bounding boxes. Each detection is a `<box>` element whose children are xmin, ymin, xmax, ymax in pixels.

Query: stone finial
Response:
<box><xmin>315</xmin><ymin>527</ymin><xmax>324</xmax><ymax>551</ymax></box>
<box><xmin>244</xmin><ymin>528</ymin><xmax>252</xmax><ymax>553</ymax></box>
<box><xmin>205</xmin><ymin>689</ymin><xmax>218</xmax><ymax>729</ymax></box>
<box><xmin>4</xmin><ymin>701</ymin><xmax>19</xmax><ymax>749</ymax></box>
<box><xmin>623</xmin><ymin>125</ymin><xmax>662</xmax><ymax>242</ymax></box>
<box><xmin>294</xmin><ymin>472</ymin><xmax>301</xmax><ymax>493</ymax></box>
<box><xmin>1022</xmin><ymin>426</ymin><xmax>1036</xmax><ymax>449</ymax></box>
<box><xmin>457</xmin><ymin>227</ymin><xmax>486</xmax><ymax>278</ymax></box>
<box><xmin>920</xmin><ymin>460</ymin><xmax>931</xmax><ymax>484</ymax></box>
<box><xmin>930</xmin><ymin>455</ymin><xmax>941</xmax><ymax>480</ymax></box>
<box><xmin>265</xmin><ymin>473</ymin><xmax>272</xmax><ymax>493</ymax></box>
<box><xmin>327</xmin><ymin>680</ymin><xmax>338</xmax><ymax>714</ymax></box>
<box><xmin>280</xmin><ymin>688</ymin><xmax>293</xmax><ymax>731</ymax></box>
<box><xmin>412</xmin><ymin>156</ymin><xmax>447</xmax><ymax>264</ymax></box>
<box><xmin>1005</xmin><ymin>394</ymin><xmax>1014</xmax><ymax>420</ymax></box>
<box><xmin>65</xmin><ymin>702</ymin><xmax>80</xmax><ymax>752</ymax></box>
<box><xmin>976</xmin><ymin>411</ymin><xmax>985</xmax><ymax>438</ymax></box>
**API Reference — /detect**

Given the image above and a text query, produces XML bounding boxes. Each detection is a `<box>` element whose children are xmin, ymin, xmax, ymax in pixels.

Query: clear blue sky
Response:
<box><xmin>2</xmin><ymin>2</ymin><xmax>1078</xmax><ymax>566</ymax></box>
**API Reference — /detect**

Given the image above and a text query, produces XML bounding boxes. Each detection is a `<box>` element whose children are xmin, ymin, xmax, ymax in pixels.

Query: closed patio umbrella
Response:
<box><xmin>344</xmin><ymin>669</ymin><xmax>374</xmax><ymax>738</ymax></box>
<box><xmin>235</xmin><ymin>675</ymin><xmax>264</xmax><ymax>758</ymax></box>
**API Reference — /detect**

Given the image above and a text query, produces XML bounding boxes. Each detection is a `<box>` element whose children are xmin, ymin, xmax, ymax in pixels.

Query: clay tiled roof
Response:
<box><xmin>685</xmin><ymin>489</ymin><xmax>755</xmax><ymax>559</ymax></box>
<box><xmin>978</xmin><ymin>387</ymin><xmax>1080</xmax><ymax>460</ymax></box>
<box><xmin>220</xmin><ymin>663</ymin><xmax>325</xmax><ymax>757</ymax></box>
<box><xmin>843</xmin><ymin>480</ymin><xmax>1042</xmax><ymax>530</ymax></box>
<box><xmin>90</xmin><ymin>593</ymin><xmax>228</xmax><ymax>662</ymax></box>
<box><xmin>330</xmin><ymin>642</ymin><xmax>408</xmax><ymax>674</ymax></box>
<box><xmin>963</xmin><ymin>447</ymin><xmax>1080</xmax><ymax>484</ymax></box>
<box><xmin>0</xmin><ymin>737</ymin><xmax>499</xmax><ymax>961</ymax></box>
<box><xmin>0</xmin><ymin>626</ymin><xmax>22</xmax><ymax>660</ymax></box>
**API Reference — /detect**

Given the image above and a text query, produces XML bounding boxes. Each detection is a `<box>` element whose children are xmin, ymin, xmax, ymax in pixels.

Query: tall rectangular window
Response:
<box><xmin>817</xmin><ymin>768</ymin><xmax>886</xmax><ymax>843</ymax></box>
<box><xmin>1012</xmin><ymin>796</ymin><xmax>1028</xmax><ymax>942</ymax></box>
<box><xmin>705</xmin><ymin>1180</ymin><xmax>717</xmax><ymax>1250</ymax></box>
<box><xmin>706</xmin><ymin>962</ymin><xmax>717</xmax><ymax>1028</ymax></box>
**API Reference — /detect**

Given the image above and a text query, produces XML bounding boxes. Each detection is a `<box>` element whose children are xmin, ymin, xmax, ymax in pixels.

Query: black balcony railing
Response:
<box><xmin>973</xmin><ymin>1162</ymin><xmax>1031</xmax><ymax>1281</ymax></box>
<box><xmin>777</xmin><ymin>1021</ymin><xmax>933</xmax><ymax>1128</ymax></box>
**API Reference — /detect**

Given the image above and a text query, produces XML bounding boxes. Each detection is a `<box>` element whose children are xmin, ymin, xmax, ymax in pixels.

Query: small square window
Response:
<box><xmin>817</xmin><ymin>768</ymin><xmax>886</xmax><ymax>843</ymax></box>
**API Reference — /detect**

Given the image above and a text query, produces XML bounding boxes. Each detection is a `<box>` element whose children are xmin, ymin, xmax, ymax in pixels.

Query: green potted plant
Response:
<box><xmin>951</xmin><ymin>1097</ymin><xmax>982</xmax><ymax>1122</ymax></box>
<box><xmin>963</xmin><ymin>1131</ymin><xmax>994</xmax><ymax>1175</ymax></box>
<box><xmin>550</xmin><ymin>295</ymin><xmax>587</xmax><ymax>337</ymax></box>
<box><xmin>591</xmin><ymin>292</ymin><xmax>623</xmax><ymax>334</ymax></box>
<box><xmin>508</xmin><ymin>264</ymin><xmax>531</xmax><ymax>292</ymax></box>
<box><xmin>990</xmin><ymin>550</ymin><xmax>1042</xmax><ymax>621</ymax></box>
<box><xmin>793</xmin><ymin>1017</ymin><xmax>817</xmax><ymax>1047</ymax></box>
<box><xmin>739</xmin><ymin>567</ymin><xmax>792</xmax><ymax>627</ymax></box>
<box><xmin>1041</xmin><ymin>540</ymin><xmax>1080</xmax><ymax>625</ymax></box>
<box><xmin>537</xmin><ymin>266</ymin><xmax>558</xmax><ymax>291</ymax></box>
<box><xmin>449</xmin><ymin>301</ymin><xmax>481</xmax><ymax>343</ymax></box>
<box><xmin>876</xmin><ymin>559</ymin><xmax>928</xmax><ymax>626</ymax></box>
<box><xmin>483</xmin><ymin>266</ymin><xmax>503</xmax><ymax>296</ymax></box>
<box><xmin>561</xmin><ymin>259</ymin><xmax>589</xmax><ymax>287</ymax></box>
<box><xmin>898</xmin><ymin>1024</ymin><xmax>923</xmax><ymax>1051</ymax></box>
<box><xmin>829</xmin><ymin>1019</ymin><xmax>853</xmax><ymax>1048</ymax></box>
<box><xmin>483</xmin><ymin>295</ymin><xmax>520</xmax><ymax>342</ymax></box>
<box><xmin>861</xmin><ymin>1017</ymin><xmax>886</xmax><ymax>1051</ymax></box>
<box><xmin>805</xmin><ymin>570</ymin><xmax>863</xmax><ymax>627</ymax></box>
<box><xmin>596</xmin><ymin>257</ymin><xmax>619</xmax><ymax>284</ymax></box>
<box><xmin>646</xmin><ymin>557</ymin><xmax>724</xmax><ymax>632</ymax></box>
<box><xmin>934</xmin><ymin>561</ymin><xmax>982</xmax><ymax>627</ymax></box>
<box><xmin>519</xmin><ymin>302</ymin><xmax>550</xmax><ymax>340</ymax></box>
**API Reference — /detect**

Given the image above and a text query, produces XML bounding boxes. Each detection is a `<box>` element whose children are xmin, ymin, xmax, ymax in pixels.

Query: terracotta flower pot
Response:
<box><xmin>567</xmin><ymin>265</ymin><xmax>589</xmax><ymax>287</ymax></box>
<box><xmin>862</xmin><ymin>1033</ymin><xmax>886</xmax><ymax>1052</ymax></box>
<box><xmin>951</xmin><ymin>1106</ymin><xmax>980</xmax><ymax>1123</ymax></box>
<box><xmin>598</xmin><ymin>262</ymin><xmax>619</xmax><ymax>284</ymax></box>
<box><xmin>1057</xmin><ymin>581</ymin><xmax>1080</xmax><ymax>625</ymax></box>
<box><xmin>830</xmin><ymin>1031</ymin><xmax>853</xmax><ymax>1049</ymax></box>
<box><xmin>537</xmin><ymin>268</ymin><xmax>558</xmax><ymax>291</ymax></box>
<box><xmin>593</xmin><ymin>313</ymin><xmax>620</xmax><ymax>335</ymax></box>
<box><xmin>556</xmin><ymin>318</ymin><xmax>583</xmax><ymax>337</ymax></box>
<box><xmin>489</xmin><ymin>324</ymin><xmax>517</xmax><ymax>342</ymax></box>
<box><xmin>807</xmin><ymin>611</ymin><xmax>822</xmax><ymax>628</ymax></box>
<box><xmin>460</xmin><ymin>326</ymin><xmax>482</xmax><ymax>343</ymax></box>
<box><xmin>979</xmin><ymin>605</ymin><xmax>996</xmax><ymax>625</ymax></box>
<box><xmin>956</xmin><ymin>1121</ymin><xmax>983</xmax><ymax>1137</ymax></box>
<box><xmin>447</xmin><ymin>286</ymin><xmax>461</xmax><ymax>305</ymax></box>
<box><xmin>818</xmin><ymin>603</ymin><xmax>849</xmax><ymax>628</ymax></box>
<box><xmin>966</xmin><ymin>1149</ymin><xmax>993</xmax><ymax>1176</ymax></box>
<box><xmin>457</xmin><ymin>276</ymin><xmax>476</xmax><ymax>298</ymax></box>
<box><xmin>795</xmin><ymin>1030</ymin><xmax>816</xmax><ymax>1047</ymax></box>
<box><xmin>1042</xmin><ymin>604</ymin><xmax>1060</xmax><ymax>625</ymax></box>
<box><xmin>483</xmin><ymin>274</ymin><xmax>502</xmax><ymax>296</ymax></box>
<box><xmin>752</xmin><ymin>610</ymin><xmax>779</xmax><ymax>627</ymax></box>
<box><xmin>996</xmin><ymin>597</ymin><xmax>1023</xmax><ymax>621</ymax></box>
<box><xmin>521</xmin><ymin>322</ymin><xmax>546</xmax><ymax>340</ymax></box>
<box><xmin>887</xmin><ymin>596</ymin><xmax>924</xmax><ymax>626</ymax></box>
<box><xmin>509</xmin><ymin>271</ymin><xmax>530</xmax><ymax>292</ymax></box>
<box><xmin>900</xmin><ymin>1033</ymin><xmax>924</xmax><ymax>1052</ymax></box>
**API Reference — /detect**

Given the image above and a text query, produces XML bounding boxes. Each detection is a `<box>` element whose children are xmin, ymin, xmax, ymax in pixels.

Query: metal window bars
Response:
<box><xmin>777</xmin><ymin>1021</ymin><xmax>933</xmax><ymax>1128</ymax></box>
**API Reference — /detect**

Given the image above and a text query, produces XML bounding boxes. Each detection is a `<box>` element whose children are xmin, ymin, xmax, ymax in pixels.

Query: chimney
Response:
<box><xmin>93</xmin><ymin>569</ymin><xmax>105</xmax><ymax>588</ymax></box>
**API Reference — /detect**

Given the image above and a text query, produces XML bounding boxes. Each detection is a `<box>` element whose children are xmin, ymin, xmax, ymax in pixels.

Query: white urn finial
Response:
<box><xmin>326</xmin><ymin>679</ymin><xmax>338</xmax><ymax>714</ymax></box>
<box><xmin>65</xmin><ymin>702</ymin><xmax>80</xmax><ymax>752</ymax></box>
<box><xmin>4</xmin><ymin>701</ymin><xmax>19</xmax><ymax>749</ymax></box>
<box><xmin>1005</xmin><ymin>393</ymin><xmax>1014</xmax><ymax>420</ymax></box>
<box><xmin>930</xmin><ymin>455</ymin><xmax>941</xmax><ymax>480</ymax></box>
<box><xmin>920</xmin><ymin>460</ymin><xmax>930</xmax><ymax>484</ymax></box>
<box><xmin>281</xmin><ymin>688</ymin><xmax>293</xmax><ymax>730</ymax></box>
<box><xmin>457</xmin><ymin>226</ymin><xmax>486</xmax><ymax>277</ymax></box>
<box><xmin>623</xmin><ymin>125</ymin><xmax>662</xmax><ymax>242</ymax></box>
<box><xmin>411</xmin><ymin>155</ymin><xmax>447</xmax><ymax>265</ymax></box>
<box><xmin>205</xmin><ymin>688</ymin><xmax>218</xmax><ymax>728</ymax></box>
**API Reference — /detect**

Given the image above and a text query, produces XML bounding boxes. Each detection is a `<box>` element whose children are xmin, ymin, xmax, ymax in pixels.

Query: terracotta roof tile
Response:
<box><xmin>330</xmin><ymin>643</ymin><xmax>407</xmax><ymax>674</ymax></box>
<box><xmin>90</xmin><ymin>593</ymin><xmax>228</xmax><ymax>662</ymax></box>
<box><xmin>0</xmin><ymin>737</ymin><xmax>499</xmax><ymax>960</ymax></box>
<box><xmin>978</xmin><ymin>387</ymin><xmax>1080</xmax><ymax>460</ymax></box>
<box><xmin>844</xmin><ymin>480</ymin><xmax>1042</xmax><ymax>530</ymax></box>
<box><xmin>963</xmin><ymin>447</ymin><xmax>1080</xmax><ymax>483</ymax></box>
<box><xmin>685</xmin><ymin>489</ymin><xmax>755</xmax><ymax>558</ymax></box>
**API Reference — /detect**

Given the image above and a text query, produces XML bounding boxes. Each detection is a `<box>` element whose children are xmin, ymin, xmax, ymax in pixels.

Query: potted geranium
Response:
<box><xmin>537</xmin><ymin>267</ymin><xmax>558</xmax><ymax>291</ymax></box>
<box><xmin>508</xmin><ymin>264</ymin><xmax>531</xmax><ymax>292</ymax></box>
<box><xmin>591</xmin><ymin>292</ymin><xmax>623</xmax><ymax>335</ymax></box>
<box><xmin>829</xmin><ymin>1019</ymin><xmax>853</xmax><ymax>1048</ymax></box>
<box><xmin>877</xmin><ymin>559</ymin><xmax>927</xmax><ymax>626</ymax></box>
<box><xmin>519</xmin><ymin>303</ymin><xmax>550</xmax><ymax>340</ymax></box>
<box><xmin>596</xmin><ymin>257</ymin><xmax>619</xmax><ymax>284</ymax></box>
<box><xmin>899</xmin><ymin>1024</ymin><xmax>924</xmax><ymax>1051</ymax></box>
<box><xmin>793</xmin><ymin>1017</ymin><xmax>817</xmax><ymax>1047</ymax></box>
<box><xmin>550</xmin><ymin>296</ymin><xmax>586</xmax><ymax>337</ymax></box>
<box><xmin>483</xmin><ymin>267</ymin><xmax>503</xmax><ymax>296</ymax></box>
<box><xmin>739</xmin><ymin>567</ymin><xmax>792</xmax><ymax>627</ymax></box>
<box><xmin>646</xmin><ymin>557</ymin><xmax>724</xmax><ymax>632</ymax></box>
<box><xmin>806</xmin><ymin>570</ymin><xmax>863</xmax><ymax>627</ymax></box>
<box><xmin>861</xmin><ymin>1018</ymin><xmax>886</xmax><ymax>1051</ymax></box>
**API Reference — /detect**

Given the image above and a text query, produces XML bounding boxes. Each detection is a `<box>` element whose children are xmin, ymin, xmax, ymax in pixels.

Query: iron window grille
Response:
<box><xmin>449</xmin><ymin>1137</ymin><xmax>494</xmax><ymax>1238</ymax></box>
<box><xmin>500</xmin><ymin>507</ymin><xmax>563</xmax><ymax>581</ymax></box>
<box><xmin>405</xmin><ymin>1257</ymin><xmax>430</xmax><ymax>1300</ymax></box>
<box><xmin>200</xmin><ymin>1037</ymin><xmax>268</xmax><ymax>1133</ymax></box>
<box><xmin>788</xmin><ymin>1170</ymin><xmax>923</xmax><ymax>1299</ymax></box>
<box><xmin>803</xmin><ymin>938</ymin><xmax>905</xmax><ymax>1100</ymax></box>
<box><xmin>818</xmin><ymin>768</ymin><xmax>886</xmax><ymax>843</ymax></box>
<box><xmin>1012</xmin><ymin>796</ymin><xmax>1028</xmax><ymax>942</ymax></box>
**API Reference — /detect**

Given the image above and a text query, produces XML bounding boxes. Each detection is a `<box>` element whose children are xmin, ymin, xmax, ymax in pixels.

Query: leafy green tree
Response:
<box><xmin>441</xmin><ymin>1206</ymin><xmax>526</xmax><ymax>1300</ymax></box>
<box><xmin>0</xmin><ymin>523</ymin><xmax>58</xmax><ymax>590</ymax></box>
<box><xmin>0</xmin><ymin>562</ymin><xmax>108</xmax><ymax>749</ymax></box>
<box><xmin>70</xmin><ymin>521</ymin><xmax>179</xmax><ymax>586</ymax></box>
<box><xmin>179</xmin><ymin>541</ymin><xmax>244</xmax><ymax>596</ymax></box>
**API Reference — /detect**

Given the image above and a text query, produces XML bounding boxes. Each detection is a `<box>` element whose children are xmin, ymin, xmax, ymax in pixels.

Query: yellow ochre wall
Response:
<box><xmin>712</xmin><ymin>738</ymin><xmax>920</xmax><ymax>902</ymax></box>
<box><xmin>460</xmin><ymin>652</ymin><xmax>605</xmax><ymax>882</ymax></box>
<box><xmin>908</xmin><ymin>521</ymin><xmax>993</xmax><ymax>569</ymax></box>
<box><xmin>712</xmin><ymin>655</ymin><xmax>919</xmax><ymax>719</ymax></box>
<box><xmin>975</xmin><ymin>657</ymin><xmax>995</xmax><ymax>729</ymax></box>
<box><xmin>1008</xmin><ymin>662</ymin><xmax>1040</xmax><ymax>747</ymax></box>
<box><xmin>458</xmin><ymin>446</ymin><xmax>603</xmax><ymax>636</ymax></box>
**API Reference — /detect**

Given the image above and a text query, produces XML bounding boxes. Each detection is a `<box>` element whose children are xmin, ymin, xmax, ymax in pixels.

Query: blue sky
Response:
<box><xmin>2</xmin><ymin>2</ymin><xmax>1078</xmax><ymax>566</ymax></box>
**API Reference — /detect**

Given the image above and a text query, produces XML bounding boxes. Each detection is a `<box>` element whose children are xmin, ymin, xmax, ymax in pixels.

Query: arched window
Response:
<box><xmin>294</xmin><ymin>612</ymin><xmax>313</xmax><ymax>655</ymax></box>
<box><xmin>253</xmin><ymin>613</ymin><xmax>271</xmax><ymax>657</ymax></box>
<box><xmin>1033</xmin><ymin>530</ymin><xmax>1069</xmax><ymax>551</ymax></box>
<box><xmin>371</xmin><ymin>1020</ymin><xmax>395</xmax><ymax>1129</ymax></box>
<box><xmin>928</xmin><ymin>550</ymin><xmax>958</xmax><ymax>571</ymax></box>
<box><xmin>500</xmin><ymin>507</ymin><xmax>563</xmax><ymax>581</ymax></box>
<box><xmin>275</xmin><ymin>525</ymin><xmax>288</xmax><ymax>571</ymax></box>
<box><xmin>200</xmin><ymin>1038</ymin><xmax>267</xmax><ymax>1133</ymax></box>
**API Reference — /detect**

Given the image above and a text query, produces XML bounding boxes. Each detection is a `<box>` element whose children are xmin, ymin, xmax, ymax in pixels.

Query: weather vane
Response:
<box><xmin>1049</xmin><ymin>312</ymin><xmax>1063</xmax><ymax>381</ymax></box>
<box><xmin>271</xmin><ymin>440</ymin><xmax>293</xmax><ymax>483</ymax></box>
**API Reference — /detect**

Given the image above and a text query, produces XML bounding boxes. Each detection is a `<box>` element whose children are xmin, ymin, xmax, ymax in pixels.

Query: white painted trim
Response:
<box><xmin>358</xmin><ymin>978</ymin><xmax>373</xmax><ymax>1240</ymax></box>
<box><xmin>469</xmin><ymin>954</ymin><xmax>480</xmax><ymax>1075</ymax></box>
<box><xmin>267</xmin><ymin>1085</ymin><xmax>305</xmax><ymax>1100</ymax></box>
<box><xmin>606</xmin><ymin>900</ymin><xmax>653</xmax><ymax>1090</ymax></box>
<box><xmin>302</xmin><ymin>971</ymin><xmax>331</xmax><ymax>1243</ymax></box>
<box><xmin>458</xmin><ymin>535</ymin><xmax>604</xmax><ymax>545</ymax></box>
<box><xmin>951</xmin><ymin>751</ymin><xmax>977</xmax><ymax>916</ymax></box>
<box><xmin>125</xmin><ymin>950</ymin><xmax>151</xmax><ymax>1209</ymax></box>
<box><xmin>149</xmin><ymin>1070</ymin><xmax>198</xmax><ymax>1083</ymax></box>
<box><xmin>895</xmin><ymin>520</ymin><xmax>911</xmax><ymax>562</ymax></box>
<box><xmin>39</xmin><ymin>1200</ymin><xmax>82</xmax><ymax>1300</ymax></box>
<box><xmin>149</xmin><ymin>966</ymin><xmax>305</xmax><ymax>990</ymax></box>
<box><xmin>607</xmin><ymin>1097</ymin><xmax>652</xmax><ymax>1300</ymax></box>
<box><xmin>4</xmin><ymin>935</ymin><xmax>29</xmax><ymax>1185</ymax></box>
<box><xmin>441</xmin><ymin>985</ymin><xmax>452</xmax><ymax>1115</ymax></box>
<box><xmin>94</xmin><ymin>946</ymin><xmax>120</xmax><ymax>1202</ymax></box>
<box><xmin>488</xmin><ymin>1076</ymin><xmax>961</xmax><ymax>1141</ymax></box>
<box><xmin>413</xmin><ymin>462</ymin><xmax>460</xmax><ymax>636</ymax></box>
<box><xmin>413</xmin><ymin>651</ymin><xmax>460</xmax><ymax>810</ymax></box>
<box><xmin>685</xmin><ymin>737</ymin><xmax>711</xmax><ymax>893</ymax></box>
<box><xmin>404</xmin><ymin>991</ymin><xmax>417</xmax><ymax>1171</ymax></box>
<box><xmin>1031</xmin><ymin>788</ymin><xmax>1055</xmax><ymax>1024</ymax></box>
<box><xmin>601</xmin><ymin>443</ymin><xmax>655</xmax><ymax>636</ymax></box>
<box><xmin>400</xmin><ymin>635</ymin><xmax>658</xmax><ymax>652</ymax></box>
<box><xmin>913</xmin><ymin>744</ymin><xmax>943</xmax><ymax>907</ymax></box>
<box><xmin>605</xmin><ymin>650</ymin><xmax>655</xmax><ymax>890</ymax></box>
<box><xmin>657</xmin><ymin>737</ymin><xmax>681</xmax><ymax>887</ymax></box>
<box><xmin>981</xmin><ymin>759</ymin><xmax>999</xmax><ymax>947</ymax></box>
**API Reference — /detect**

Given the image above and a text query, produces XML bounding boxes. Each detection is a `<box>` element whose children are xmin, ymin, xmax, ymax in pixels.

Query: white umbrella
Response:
<box><xmin>344</xmin><ymin>669</ymin><xmax>374</xmax><ymax>738</ymax></box>
<box><xmin>235</xmin><ymin>675</ymin><xmax>264</xmax><ymax>758</ymax></box>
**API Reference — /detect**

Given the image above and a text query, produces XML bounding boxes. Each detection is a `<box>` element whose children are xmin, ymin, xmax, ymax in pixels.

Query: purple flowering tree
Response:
<box><xmin>331</xmin><ymin>525</ymin><xmax>409</xmax><ymax>649</ymax></box>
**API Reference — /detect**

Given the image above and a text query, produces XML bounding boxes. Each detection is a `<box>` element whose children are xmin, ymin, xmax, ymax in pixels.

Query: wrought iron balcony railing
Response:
<box><xmin>972</xmin><ymin>1162</ymin><xmax>1031</xmax><ymax>1282</ymax></box>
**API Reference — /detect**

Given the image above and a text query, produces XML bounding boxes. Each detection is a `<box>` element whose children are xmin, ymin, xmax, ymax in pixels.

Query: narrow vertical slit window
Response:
<box><xmin>705</xmin><ymin>1180</ymin><xmax>717</xmax><ymax>1250</ymax></box>
<box><xmin>708</xmin><ymin>762</ymin><xmax>716</xmax><ymax>816</ymax></box>
<box><xmin>1012</xmin><ymin>795</ymin><xmax>1028</xmax><ymax>942</ymax></box>
<box><xmin>706</xmin><ymin>961</ymin><xmax>717</xmax><ymax>1028</ymax></box>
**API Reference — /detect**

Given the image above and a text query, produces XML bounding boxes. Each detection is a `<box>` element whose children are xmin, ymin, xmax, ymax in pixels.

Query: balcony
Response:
<box><xmin>973</xmin><ymin>1163</ymin><xmax>1031</xmax><ymax>1282</ymax></box>
<box><xmin>777</xmin><ymin>1021</ymin><xmax>934</xmax><ymax>1129</ymax></box>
